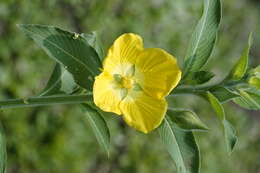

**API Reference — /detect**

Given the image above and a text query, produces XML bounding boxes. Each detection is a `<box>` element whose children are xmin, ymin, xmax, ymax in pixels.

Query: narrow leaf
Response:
<box><xmin>81</xmin><ymin>104</ymin><xmax>110</xmax><ymax>156</ymax></box>
<box><xmin>206</xmin><ymin>92</ymin><xmax>224</xmax><ymax>120</ymax></box>
<box><xmin>0</xmin><ymin>124</ymin><xmax>7</xmax><ymax>173</ymax></box>
<box><xmin>158</xmin><ymin>117</ymin><xmax>200</xmax><ymax>173</ymax></box>
<box><xmin>184</xmin><ymin>0</ymin><xmax>221</xmax><ymax>76</ymax></box>
<box><xmin>18</xmin><ymin>24</ymin><xmax>101</xmax><ymax>90</ymax></box>
<box><xmin>229</xmin><ymin>33</ymin><xmax>253</xmax><ymax>80</ymax></box>
<box><xmin>210</xmin><ymin>86</ymin><xmax>239</xmax><ymax>103</ymax></box>
<box><xmin>223</xmin><ymin>120</ymin><xmax>238</xmax><ymax>154</ymax></box>
<box><xmin>81</xmin><ymin>32</ymin><xmax>105</xmax><ymax>61</ymax></box>
<box><xmin>184</xmin><ymin>71</ymin><xmax>215</xmax><ymax>85</ymax></box>
<box><xmin>167</xmin><ymin>109</ymin><xmax>208</xmax><ymax>131</ymax></box>
<box><xmin>39</xmin><ymin>63</ymin><xmax>76</xmax><ymax>96</ymax></box>
<box><xmin>206</xmin><ymin>92</ymin><xmax>237</xmax><ymax>153</ymax></box>
<box><xmin>233</xmin><ymin>88</ymin><xmax>260</xmax><ymax>110</ymax></box>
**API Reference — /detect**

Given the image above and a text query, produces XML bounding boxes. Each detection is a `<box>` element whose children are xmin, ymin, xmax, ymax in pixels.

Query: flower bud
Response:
<box><xmin>248</xmin><ymin>65</ymin><xmax>260</xmax><ymax>89</ymax></box>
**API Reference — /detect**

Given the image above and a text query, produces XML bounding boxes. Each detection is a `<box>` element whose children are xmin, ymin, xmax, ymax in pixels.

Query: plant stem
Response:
<box><xmin>0</xmin><ymin>79</ymin><xmax>244</xmax><ymax>109</ymax></box>
<box><xmin>172</xmin><ymin>85</ymin><xmax>214</xmax><ymax>95</ymax></box>
<box><xmin>172</xmin><ymin>78</ymin><xmax>246</xmax><ymax>96</ymax></box>
<box><xmin>0</xmin><ymin>94</ymin><xmax>92</xmax><ymax>109</ymax></box>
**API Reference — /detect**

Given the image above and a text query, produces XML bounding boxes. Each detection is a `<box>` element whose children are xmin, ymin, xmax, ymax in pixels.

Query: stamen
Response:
<box><xmin>113</xmin><ymin>74</ymin><xmax>122</xmax><ymax>83</ymax></box>
<box><xmin>122</xmin><ymin>77</ymin><xmax>134</xmax><ymax>89</ymax></box>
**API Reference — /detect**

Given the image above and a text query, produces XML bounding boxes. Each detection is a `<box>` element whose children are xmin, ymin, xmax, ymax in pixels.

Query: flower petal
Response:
<box><xmin>119</xmin><ymin>90</ymin><xmax>167</xmax><ymax>133</ymax></box>
<box><xmin>93</xmin><ymin>72</ymin><xmax>123</xmax><ymax>115</ymax></box>
<box><xmin>135</xmin><ymin>48</ymin><xmax>182</xmax><ymax>99</ymax></box>
<box><xmin>103</xmin><ymin>33</ymin><xmax>143</xmax><ymax>75</ymax></box>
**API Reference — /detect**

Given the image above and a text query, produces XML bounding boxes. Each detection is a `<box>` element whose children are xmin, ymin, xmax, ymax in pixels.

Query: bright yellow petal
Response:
<box><xmin>119</xmin><ymin>90</ymin><xmax>167</xmax><ymax>133</ymax></box>
<box><xmin>135</xmin><ymin>48</ymin><xmax>181</xmax><ymax>99</ymax></box>
<box><xmin>103</xmin><ymin>33</ymin><xmax>143</xmax><ymax>75</ymax></box>
<box><xmin>93</xmin><ymin>72</ymin><xmax>123</xmax><ymax>115</ymax></box>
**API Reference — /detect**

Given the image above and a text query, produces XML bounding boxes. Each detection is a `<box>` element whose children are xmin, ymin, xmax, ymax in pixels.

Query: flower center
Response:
<box><xmin>122</xmin><ymin>76</ymin><xmax>134</xmax><ymax>89</ymax></box>
<box><xmin>113</xmin><ymin>74</ymin><xmax>135</xmax><ymax>89</ymax></box>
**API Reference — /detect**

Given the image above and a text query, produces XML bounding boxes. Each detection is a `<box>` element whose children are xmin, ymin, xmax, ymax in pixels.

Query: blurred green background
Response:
<box><xmin>0</xmin><ymin>0</ymin><xmax>259</xmax><ymax>172</ymax></box>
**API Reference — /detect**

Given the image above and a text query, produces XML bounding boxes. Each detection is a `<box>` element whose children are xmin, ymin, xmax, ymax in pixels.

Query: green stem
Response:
<box><xmin>172</xmin><ymin>78</ymin><xmax>246</xmax><ymax>96</ymax></box>
<box><xmin>172</xmin><ymin>84</ymin><xmax>216</xmax><ymax>95</ymax></box>
<box><xmin>0</xmin><ymin>94</ymin><xmax>92</xmax><ymax>109</ymax></box>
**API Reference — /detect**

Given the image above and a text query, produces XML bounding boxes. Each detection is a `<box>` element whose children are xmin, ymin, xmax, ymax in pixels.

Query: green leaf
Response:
<box><xmin>39</xmin><ymin>63</ymin><xmax>77</xmax><ymax>96</ymax></box>
<box><xmin>158</xmin><ymin>117</ymin><xmax>200</xmax><ymax>173</ymax></box>
<box><xmin>206</xmin><ymin>92</ymin><xmax>237</xmax><ymax>153</ymax></box>
<box><xmin>167</xmin><ymin>109</ymin><xmax>208</xmax><ymax>131</ymax></box>
<box><xmin>81</xmin><ymin>104</ymin><xmax>110</xmax><ymax>156</ymax></box>
<box><xmin>233</xmin><ymin>88</ymin><xmax>260</xmax><ymax>110</ymax></box>
<box><xmin>0</xmin><ymin>124</ymin><xmax>7</xmax><ymax>173</ymax></box>
<box><xmin>223</xmin><ymin>120</ymin><xmax>238</xmax><ymax>154</ymax></box>
<box><xmin>184</xmin><ymin>71</ymin><xmax>215</xmax><ymax>85</ymax></box>
<box><xmin>210</xmin><ymin>86</ymin><xmax>239</xmax><ymax>103</ymax></box>
<box><xmin>18</xmin><ymin>24</ymin><xmax>101</xmax><ymax>91</ymax></box>
<box><xmin>206</xmin><ymin>91</ymin><xmax>225</xmax><ymax>120</ymax></box>
<box><xmin>183</xmin><ymin>0</ymin><xmax>221</xmax><ymax>76</ymax></box>
<box><xmin>228</xmin><ymin>33</ymin><xmax>253</xmax><ymax>80</ymax></box>
<box><xmin>81</xmin><ymin>32</ymin><xmax>105</xmax><ymax>61</ymax></box>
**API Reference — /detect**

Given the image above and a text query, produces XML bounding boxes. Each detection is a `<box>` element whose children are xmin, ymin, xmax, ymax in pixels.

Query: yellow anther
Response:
<box><xmin>121</xmin><ymin>77</ymin><xmax>134</xmax><ymax>89</ymax></box>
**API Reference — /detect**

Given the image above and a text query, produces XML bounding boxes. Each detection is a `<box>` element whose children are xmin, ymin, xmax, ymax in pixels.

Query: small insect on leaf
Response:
<box><xmin>73</xmin><ymin>33</ymin><xmax>79</xmax><ymax>39</ymax></box>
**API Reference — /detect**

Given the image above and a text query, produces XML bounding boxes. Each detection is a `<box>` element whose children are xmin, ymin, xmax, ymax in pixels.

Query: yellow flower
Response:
<box><xmin>93</xmin><ymin>33</ymin><xmax>181</xmax><ymax>133</ymax></box>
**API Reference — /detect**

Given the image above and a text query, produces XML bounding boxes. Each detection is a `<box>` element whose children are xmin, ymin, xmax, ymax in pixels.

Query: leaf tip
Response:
<box><xmin>248</xmin><ymin>32</ymin><xmax>253</xmax><ymax>47</ymax></box>
<box><xmin>227</xmin><ymin>137</ymin><xmax>238</xmax><ymax>155</ymax></box>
